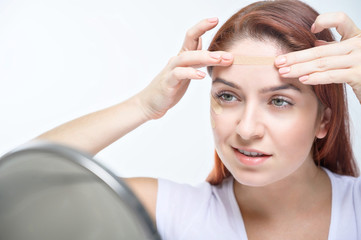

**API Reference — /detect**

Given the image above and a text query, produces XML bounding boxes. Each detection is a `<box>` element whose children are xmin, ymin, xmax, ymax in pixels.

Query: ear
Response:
<box><xmin>316</xmin><ymin>107</ymin><xmax>331</xmax><ymax>139</ymax></box>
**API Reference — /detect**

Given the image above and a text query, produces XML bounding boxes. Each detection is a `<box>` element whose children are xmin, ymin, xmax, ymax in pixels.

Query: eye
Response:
<box><xmin>270</xmin><ymin>97</ymin><xmax>293</xmax><ymax>108</ymax></box>
<box><xmin>218</xmin><ymin>93</ymin><xmax>237</xmax><ymax>102</ymax></box>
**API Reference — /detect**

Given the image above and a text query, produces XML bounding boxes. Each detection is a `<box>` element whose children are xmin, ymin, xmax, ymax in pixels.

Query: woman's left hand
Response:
<box><xmin>274</xmin><ymin>12</ymin><xmax>361</xmax><ymax>103</ymax></box>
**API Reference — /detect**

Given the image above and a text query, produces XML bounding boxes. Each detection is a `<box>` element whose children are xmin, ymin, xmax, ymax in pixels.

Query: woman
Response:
<box><xmin>37</xmin><ymin>0</ymin><xmax>361</xmax><ymax>239</ymax></box>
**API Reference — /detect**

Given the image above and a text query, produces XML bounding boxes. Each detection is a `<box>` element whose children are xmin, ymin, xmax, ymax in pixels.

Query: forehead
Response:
<box><xmin>212</xmin><ymin>39</ymin><xmax>282</xmax><ymax>80</ymax></box>
<box><xmin>211</xmin><ymin>39</ymin><xmax>308</xmax><ymax>91</ymax></box>
<box><xmin>229</xmin><ymin>38</ymin><xmax>284</xmax><ymax>56</ymax></box>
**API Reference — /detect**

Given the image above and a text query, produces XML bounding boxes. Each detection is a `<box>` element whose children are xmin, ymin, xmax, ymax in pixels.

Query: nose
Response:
<box><xmin>236</xmin><ymin>103</ymin><xmax>265</xmax><ymax>141</ymax></box>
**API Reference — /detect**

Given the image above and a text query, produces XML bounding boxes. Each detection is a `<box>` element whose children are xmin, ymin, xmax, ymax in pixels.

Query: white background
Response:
<box><xmin>0</xmin><ymin>0</ymin><xmax>360</xmax><ymax>184</ymax></box>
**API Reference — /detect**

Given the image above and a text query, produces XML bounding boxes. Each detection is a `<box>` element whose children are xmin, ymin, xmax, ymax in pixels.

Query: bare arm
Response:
<box><xmin>35</xmin><ymin>18</ymin><xmax>233</xmax><ymax>223</ymax></box>
<box><xmin>123</xmin><ymin>177</ymin><xmax>158</xmax><ymax>223</ymax></box>
<box><xmin>37</xmin><ymin>95</ymin><xmax>149</xmax><ymax>156</ymax></box>
<box><xmin>36</xmin><ymin>18</ymin><xmax>233</xmax><ymax>156</ymax></box>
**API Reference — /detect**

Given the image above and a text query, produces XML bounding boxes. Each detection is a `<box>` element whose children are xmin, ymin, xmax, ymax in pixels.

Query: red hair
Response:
<box><xmin>207</xmin><ymin>0</ymin><xmax>359</xmax><ymax>185</ymax></box>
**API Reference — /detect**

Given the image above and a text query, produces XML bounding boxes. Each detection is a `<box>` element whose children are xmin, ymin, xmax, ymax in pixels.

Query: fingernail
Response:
<box><xmin>279</xmin><ymin>67</ymin><xmax>290</xmax><ymax>74</ymax></box>
<box><xmin>299</xmin><ymin>75</ymin><xmax>309</xmax><ymax>82</ymax></box>
<box><xmin>208</xmin><ymin>17</ymin><xmax>218</xmax><ymax>23</ymax></box>
<box><xmin>275</xmin><ymin>56</ymin><xmax>287</xmax><ymax>65</ymax></box>
<box><xmin>210</xmin><ymin>52</ymin><xmax>221</xmax><ymax>59</ymax></box>
<box><xmin>222</xmin><ymin>53</ymin><xmax>233</xmax><ymax>60</ymax></box>
<box><xmin>197</xmin><ymin>70</ymin><xmax>206</xmax><ymax>78</ymax></box>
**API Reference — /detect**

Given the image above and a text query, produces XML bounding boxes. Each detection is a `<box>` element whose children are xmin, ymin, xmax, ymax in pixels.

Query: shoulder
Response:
<box><xmin>324</xmin><ymin>168</ymin><xmax>361</xmax><ymax>205</ymax></box>
<box><xmin>156</xmin><ymin>177</ymin><xmax>234</xmax><ymax>212</ymax></box>
<box><xmin>156</xmin><ymin>178</ymin><xmax>213</xmax><ymax>223</ymax></box>
<box><xmin>324</xmin><ymin>168</ymin><xmax>361</xmax><ymax>195</ymax></box>
<box><xmin>324</xmin><ymin>169</ymin><xmax>361</xmax><ymax>239</ymax></box>
<box><xmin>156</xmin><ymin>177</ymin><xmax>238</xmax><ymax>240</ymax></box>
<box><xmin>123</xmin><ymin>177</ymin><xmax>158</xmax><ymax>223</ymax></box>
<box><xmin>157</xmin><ymin>178</ymin><xmax>213</xmax><ymax>203</ymax></box>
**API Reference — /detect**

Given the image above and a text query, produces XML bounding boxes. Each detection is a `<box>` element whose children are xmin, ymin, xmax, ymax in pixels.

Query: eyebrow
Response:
<box><xmin>260</xmin><ymin>84</ymin><xmax>301</xmax><ymax>93</ymax></box>
<box><xmin>212</xmin><ymin>78</ymin><xmax>241</xmax><ymax>89</ymax></box>
<box><xmin>212</xmin><ymin>77</ymin><xmax>302</xmax><ymax>93</ymax></box>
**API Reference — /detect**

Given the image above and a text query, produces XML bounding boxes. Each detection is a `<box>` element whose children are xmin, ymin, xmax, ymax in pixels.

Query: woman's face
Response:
<box><xmin>210</xmin><ymin>39</ymin><xmax>328</xmax><ymax>187</ymax></box>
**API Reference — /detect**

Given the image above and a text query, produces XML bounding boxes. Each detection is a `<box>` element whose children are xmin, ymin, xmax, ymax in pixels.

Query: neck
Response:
<box><xmin>233</xmin><ymin>160</ymin><xmax>331</xmax><ymax>219</ymax></box>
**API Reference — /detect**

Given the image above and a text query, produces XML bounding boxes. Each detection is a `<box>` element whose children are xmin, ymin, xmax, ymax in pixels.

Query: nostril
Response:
<box><xmin>236</xmin><ymin>120</ymin><xmax>265</xmax><ymax>140</ymax></box>
<box><xmin>236</xmin><ymin>105</ymin><xmax>265</xmax><ymax>140</ymax></box>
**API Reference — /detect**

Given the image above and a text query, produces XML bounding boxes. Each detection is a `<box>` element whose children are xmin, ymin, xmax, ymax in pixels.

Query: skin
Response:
<box><xmin>36</xmin><ymin>12</ymin><xmax>361</xmax><ymax>237</ymax></box>
<box><xmin>275</xmin><ymin>12</ymin><xmax>361</xmax><ymax>104</ymax></box>
<box><xmin>211</xmin><ymin>39</ymin><xmax>330</xmax><ymax>187</ymax></box>
<box><xmin>211</xmin><ymin>39</ymin><xmax>332</xmax><ymax>238</ymax></box>
<box><xmin>38</xmin><ymin>18</ymin><xmax>234</xmax><ymax>223</ymax></box>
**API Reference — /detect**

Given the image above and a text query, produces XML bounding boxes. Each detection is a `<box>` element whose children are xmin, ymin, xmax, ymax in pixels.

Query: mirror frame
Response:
<box><xmin>0</xmin><ymin>141</ymin><xmax>161</xmax><ymax>240</ymax></box>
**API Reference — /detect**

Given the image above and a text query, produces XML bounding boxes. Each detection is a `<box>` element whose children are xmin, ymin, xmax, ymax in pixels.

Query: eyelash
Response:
<box><xmin>269</xmin><ymin>96</ymin><xmax>294</xmax><ymax>108</ymax></box>
<box><xmin>216</xmin><ymin>91</ymin><xmax>238</xmax><ymax>102</ymax></box>
<box><xmin>215</xmin><ymin>92</ymin><xmax>294</xmax><ymax>109</ymax></box>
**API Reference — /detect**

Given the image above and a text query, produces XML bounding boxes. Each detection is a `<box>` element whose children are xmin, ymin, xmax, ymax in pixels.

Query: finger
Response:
<box><xmin>167</xmin><ymin>67</ymin><xmax>206</xmax><ymax>87</ymax></box>
<box><xmin>275</xmin><ymin>40</ymin><xmax>352</xmax><ymax>67</ymax></box>
<box><xmin>298</xmin><ymin>69</ymin><xmax>353</xmax><ymax>85</ymax></box>
<box><xmin>169</xmin><ymin>50</ymin><xmax>233</xmax><ymax>69</ymax></box>
<box><xmin>312</xmin><ymin>12</ymin><xmax>361</xmax><ymax>40</ymax></box>
<box><xmin>197</xmin><ymin>37</ymin><xmax>202</xmax><ymax>50</ymax></box>
<box><xmin>314</xmin><ymin>40</ymin><xmax>335</xmax><ymax>47</ymax></box>
<box><xmin>180</xmin><ymin>17</ymin><xmax>218</xmax><ymax>52</ymax></box>
<box><xmin>278</xmin><ymin>54</ymin><xmax>352</xmax><ymax>79</ymax></box>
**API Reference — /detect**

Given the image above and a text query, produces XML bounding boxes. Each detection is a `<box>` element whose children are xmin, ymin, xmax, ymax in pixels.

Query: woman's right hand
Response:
<box><xmin>35</xmin><ymin>18</ymin><xmax>233</xmax><ymax>156</ymax></box>
<box><xmin>137</xmin><ymin>17</ymin><xmax>234</xmax><ymax>120</ymax></box>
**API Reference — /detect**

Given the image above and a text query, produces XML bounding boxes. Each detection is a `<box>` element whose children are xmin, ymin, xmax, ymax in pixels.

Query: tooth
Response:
<box><xmin>238</xmin><ymin>149</ymin><xmax>265</xmax><ymax>157</ymax></box>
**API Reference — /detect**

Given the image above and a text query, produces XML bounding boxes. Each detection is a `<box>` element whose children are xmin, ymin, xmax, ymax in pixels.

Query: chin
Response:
<box><xmin>234</xmin><ymin>177</ymin><xmax>274</xmax><ymax>187</ymax></box>
<box><xmin>232</xmin><ymin>170</ymin><xmax>285</xmax><ymax>187</ymax></box>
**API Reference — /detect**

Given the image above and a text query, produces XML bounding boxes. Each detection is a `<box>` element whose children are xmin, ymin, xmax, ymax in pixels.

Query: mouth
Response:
<box><xmin>237</xmin><ymin>149</ymin><xmax>267</xmax><ymax>157</ymax></box>
<box><xmin>233</xmin><ymin>147</ymin><xmax>272</xmax><ymax>166</ymax></box>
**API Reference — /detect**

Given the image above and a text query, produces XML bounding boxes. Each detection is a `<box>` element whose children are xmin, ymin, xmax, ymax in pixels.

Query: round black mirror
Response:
<box><xmin>0</xmin><ymin>141</ymin><xmax>161</xmax><ymax>240</ymax></box>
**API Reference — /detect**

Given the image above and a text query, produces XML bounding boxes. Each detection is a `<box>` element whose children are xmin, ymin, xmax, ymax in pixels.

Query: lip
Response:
<box><xmin>233</xmin><ymin>147</ymin><xmax>272</xmax><ymax>166</ymax></box>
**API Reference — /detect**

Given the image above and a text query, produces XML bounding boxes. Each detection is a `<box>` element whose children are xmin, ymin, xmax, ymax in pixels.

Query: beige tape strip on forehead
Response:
<box><xmin>233</xmin><ymin>55</ymin><xmax>275</xmax><ymax>65</ymax></box>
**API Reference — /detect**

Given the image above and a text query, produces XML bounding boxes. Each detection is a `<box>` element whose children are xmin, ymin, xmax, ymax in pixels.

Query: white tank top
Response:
<box><xmin>156</xmin><ymin>168</ymin><xmax>361</xmax><ymax>240</ymax></box>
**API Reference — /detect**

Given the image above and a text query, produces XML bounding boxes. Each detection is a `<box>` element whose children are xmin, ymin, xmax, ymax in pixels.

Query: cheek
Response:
<box><xmin>211</xmin><ymin>111</ymin><xmax>229</xmax><ymax>144</ymax></box>
<box><xmin>211</xmin><ymin>109</ymin><xmax>239</xmax><ymax>146</ymax></box>
<box><xmin>210</xmin><ymin>98</ymin><xmax>320</xmax><ymax>160</ymax></box>
<box><xmin>266</xmin><ymin>109</ymin><xmax>319</xmax><ymax>158</ymax></box>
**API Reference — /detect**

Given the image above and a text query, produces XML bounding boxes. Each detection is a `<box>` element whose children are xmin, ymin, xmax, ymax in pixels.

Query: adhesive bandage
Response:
<box><xmin>233</xmin><ymin>55</ymin><xmax>275</xmax><ymax>65</ymax></box>
<box><xmin>210</xmin><ymin>95</ymin><xmax>223</xmax><ymax>129</ymax></box>
<box><xmin>210</xmin><ymin>95</ymin><xmax>223</xmax><ymax>115</ymax></box>
<box><xmin>210</xmin><ymin>116</ymin><xmax>216</xmax><ymax>129</ymax></box>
